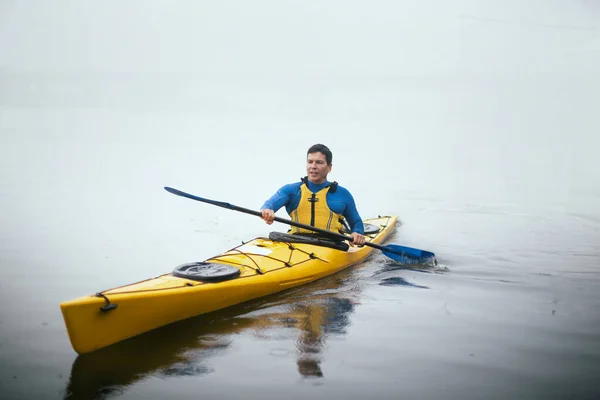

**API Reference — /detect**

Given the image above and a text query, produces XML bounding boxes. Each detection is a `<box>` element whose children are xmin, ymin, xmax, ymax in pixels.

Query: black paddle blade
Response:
<box><xmin>164</xmin><ymin>187</ymin><xmax>237</xmax><ymax>211</ymax></box>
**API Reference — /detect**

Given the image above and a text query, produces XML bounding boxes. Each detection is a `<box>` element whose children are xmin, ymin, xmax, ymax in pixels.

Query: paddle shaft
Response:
<box><xmin>231</xmin><ymin>204</ymin><xmax>386</xmax><ymax>248</ymax></box>
<box><xmin>164</xmin><ymin>186</ymin><xmax>392</xmax><ymax>252</ymax></box>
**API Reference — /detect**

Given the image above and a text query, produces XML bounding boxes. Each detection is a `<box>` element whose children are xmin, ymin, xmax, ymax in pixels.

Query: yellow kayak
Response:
<box><xmin>60</xmin><ymin>215</ymin><xmax>397</xmax><ymax>354</ymax></box>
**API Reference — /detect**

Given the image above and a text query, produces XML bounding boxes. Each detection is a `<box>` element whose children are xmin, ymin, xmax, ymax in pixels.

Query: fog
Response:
<box><xmin>1</xmin><ymin>1</ymin><xmax>599</xmax><ymax>399</ymax></box>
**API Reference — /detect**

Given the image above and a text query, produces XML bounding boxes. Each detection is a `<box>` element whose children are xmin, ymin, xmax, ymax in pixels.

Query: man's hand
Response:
<box><xmin>261</xmin><ymin>209</ymin><xmax>275</xmax><ymax>225</ymax></box>
<box><xmin>350</xmin><ymin>232</ymin><xmax>366</xmax><ymax>246</ymax></box>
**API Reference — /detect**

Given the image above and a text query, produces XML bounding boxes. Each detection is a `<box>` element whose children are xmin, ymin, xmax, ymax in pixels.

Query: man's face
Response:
<box><xmin>306</xmin><ymin>152</ymin><xmax>331</xmax><ymax>184</ymax></box>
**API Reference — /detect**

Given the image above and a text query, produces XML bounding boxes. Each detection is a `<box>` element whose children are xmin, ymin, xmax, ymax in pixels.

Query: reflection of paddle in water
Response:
<box><xmin>372</xmin><ymin>259</ymin><xmax>449</xmax><ymax>289</ymax></box>
<box><xmin>380</xmin><ymin>277</ymin><xmax>429</xmax><ymax>289</ymax></box>
<box><xmin>63</xmin><ymin>272</ymin><xmax>359</xmax><ymax>398</ymax></box>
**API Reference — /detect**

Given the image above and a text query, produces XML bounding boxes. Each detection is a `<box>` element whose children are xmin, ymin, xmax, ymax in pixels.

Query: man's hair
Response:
<box><xmin>307</xmin><ymin>144</ymin><xmax>333</xmax><ymax>165</ymax></box>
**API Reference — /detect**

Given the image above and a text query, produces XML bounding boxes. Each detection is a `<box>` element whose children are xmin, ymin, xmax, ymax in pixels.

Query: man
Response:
<box><xmin>260</xmin><ymin>144</ymin><xmax>366</xmax><ymax>246</ymax></box>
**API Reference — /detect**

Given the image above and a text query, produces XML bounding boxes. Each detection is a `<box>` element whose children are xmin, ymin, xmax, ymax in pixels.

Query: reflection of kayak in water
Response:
<box><xmin>63</xmin><ymin>274</ymin><xmax>359</xmax><ymax>398</ymax></box>
<box><xmin>60</xmin><ymin>216</ymin><xmax>397</xmax><ymax>355</ymax></box>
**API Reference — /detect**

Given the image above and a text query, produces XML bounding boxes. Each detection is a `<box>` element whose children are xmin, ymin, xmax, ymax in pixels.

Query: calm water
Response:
<box><xmin>1</xmin><ymin>1</ymin><xmax>600</xmax><ymax>399</ymax></box>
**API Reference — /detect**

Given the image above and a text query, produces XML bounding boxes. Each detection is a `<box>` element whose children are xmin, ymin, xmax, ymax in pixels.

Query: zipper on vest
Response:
<box><xmin>310</xmin><ymin>193</ymin><xmax>316</xmax><ymax>226</ymax></box>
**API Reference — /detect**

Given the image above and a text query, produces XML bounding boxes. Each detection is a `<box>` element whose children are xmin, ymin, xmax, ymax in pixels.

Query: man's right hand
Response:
<box><xmin>261</xmin><ymin>209</ymin><xmax>275</xmax><ymax>225</ymax></box>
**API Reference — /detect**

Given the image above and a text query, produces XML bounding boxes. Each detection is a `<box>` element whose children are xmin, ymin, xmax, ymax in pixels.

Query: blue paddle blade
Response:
<box><xmin>381</xmin><ymin>244</ymin><xmax>437</xmax><ymax>265</ymax></box>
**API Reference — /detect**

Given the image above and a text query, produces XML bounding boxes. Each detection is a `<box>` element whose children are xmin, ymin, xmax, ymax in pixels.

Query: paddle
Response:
<box><xmin>164</xmin><ymin>186</ymin><xmax>437</xmax><ymax>265</ymax></box>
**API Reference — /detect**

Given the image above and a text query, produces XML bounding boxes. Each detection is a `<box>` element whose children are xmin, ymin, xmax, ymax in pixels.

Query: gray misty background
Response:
<box><xmin>1</xmin><ymin>1</ymin><xmax>599</xmax><ymax>399</ymax></box>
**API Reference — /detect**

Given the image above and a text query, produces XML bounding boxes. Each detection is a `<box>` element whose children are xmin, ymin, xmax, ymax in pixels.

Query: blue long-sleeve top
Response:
<box><xmin>261</xmin><ymin>180</ymin><xmax>364</xmax><ymax>234</ymax></box>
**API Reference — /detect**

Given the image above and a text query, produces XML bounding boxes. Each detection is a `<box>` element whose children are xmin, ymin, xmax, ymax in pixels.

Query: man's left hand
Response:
<box><xmin>350</xmin><ymin>232</ymin><xmax>366</xmax><ymax>246</ymax></box>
